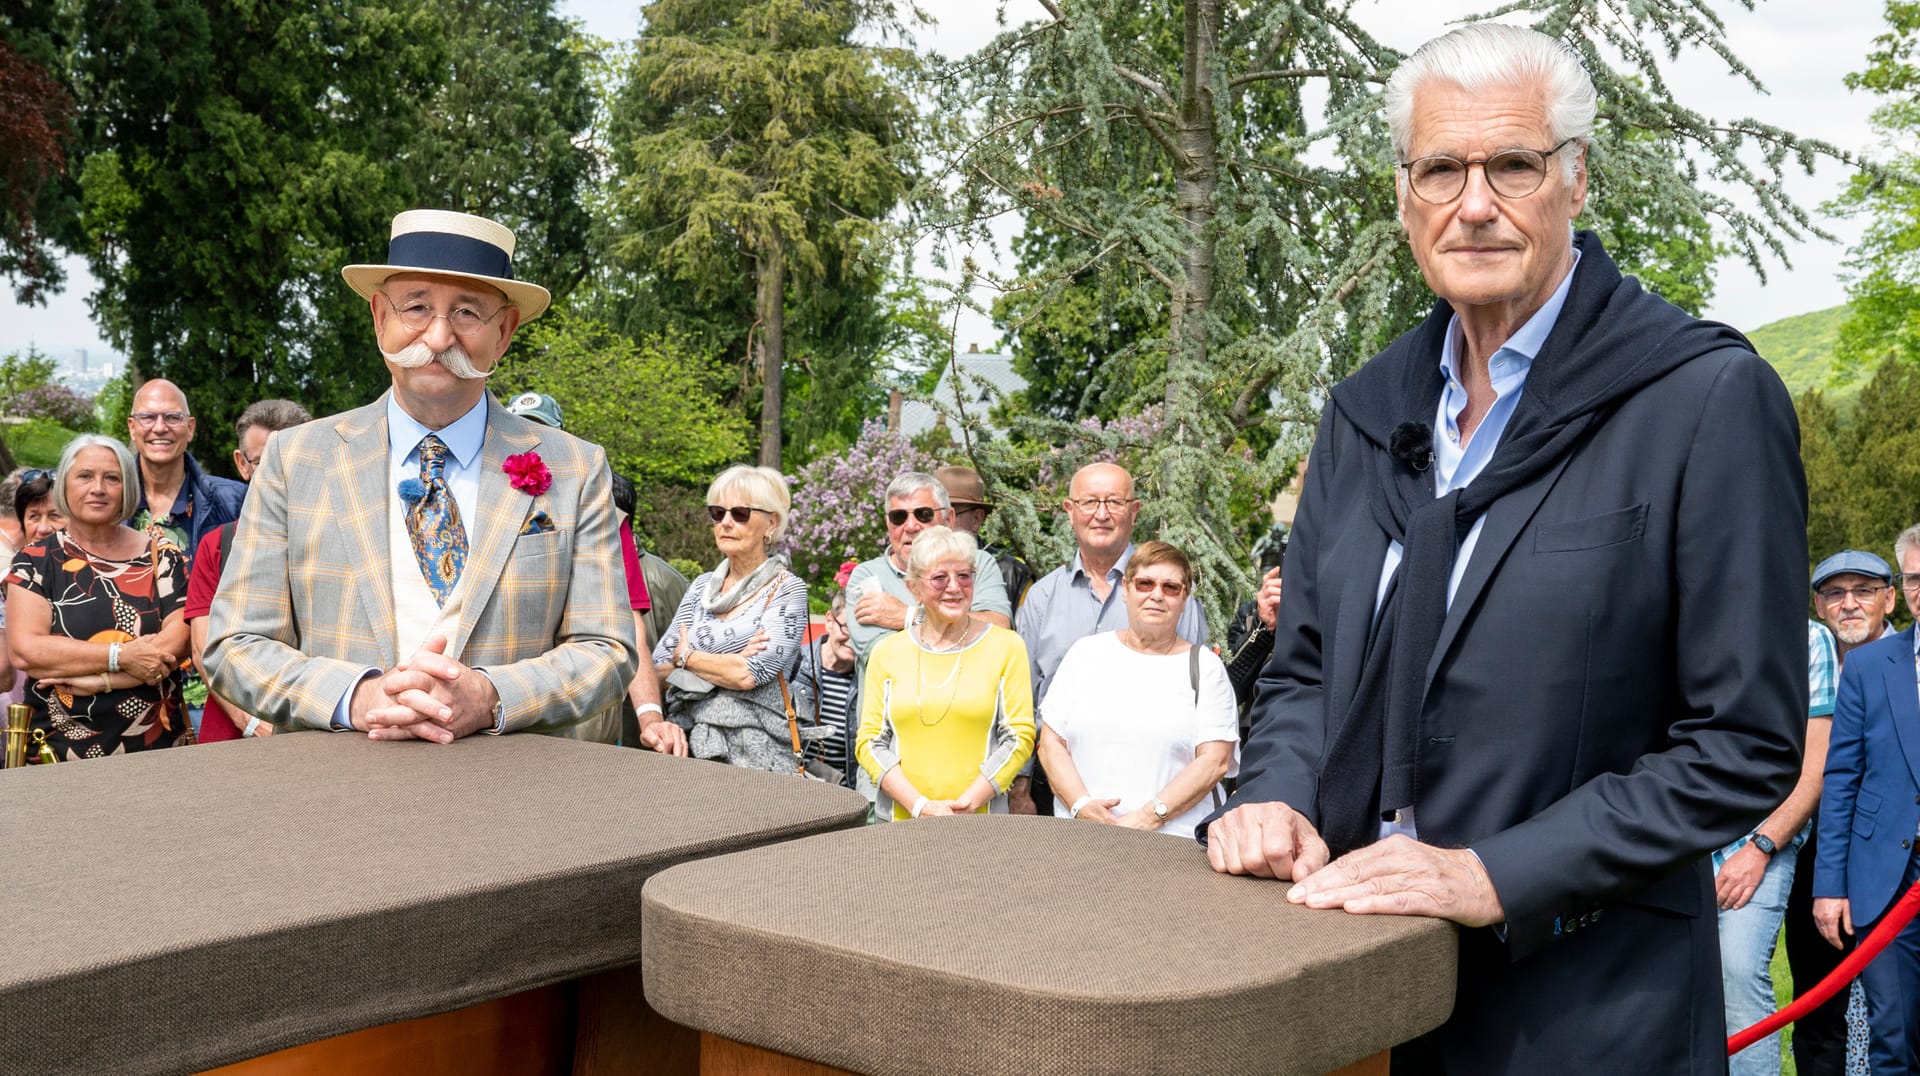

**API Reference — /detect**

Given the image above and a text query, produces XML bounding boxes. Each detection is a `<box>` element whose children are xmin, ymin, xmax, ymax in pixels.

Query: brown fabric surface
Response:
<box><xmin>642</xmin><ymin>815</ymin><xmax>1457</xmax><ymax>1076</ymax></box>
<box><xmin>0</xmin><ymin>733</ymin><xmax>867</xmax><ymax>1076</ymax></box>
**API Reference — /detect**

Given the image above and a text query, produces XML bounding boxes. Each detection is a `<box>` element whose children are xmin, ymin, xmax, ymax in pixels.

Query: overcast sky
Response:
<box><xmin>1</xmin><ymin>0</ymin><xmax>1890</xmax><ymax>361</ymax></box>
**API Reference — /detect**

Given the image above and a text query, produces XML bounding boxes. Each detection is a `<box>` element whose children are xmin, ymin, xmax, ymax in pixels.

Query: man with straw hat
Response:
<box><xmin>204</xmin><ymin>210</ymin><xmax>636</xmax><ymax>741</ymax></box>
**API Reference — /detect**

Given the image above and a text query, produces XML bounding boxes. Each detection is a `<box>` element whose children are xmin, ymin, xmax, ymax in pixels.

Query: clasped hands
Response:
<box><xmin>1073</xmin><ymin>797</ymin><xmax>1162</xmax><ymax>831</ymax></box>
<box><xmin>1205</xmin><ymin>801</ymin><xmax>1505</xmax><ymax>927</ymax></box>
<box><xmin>350</xmin><ymin>635</ymin><xmax>498</xmax><ymax>743</ymax></box>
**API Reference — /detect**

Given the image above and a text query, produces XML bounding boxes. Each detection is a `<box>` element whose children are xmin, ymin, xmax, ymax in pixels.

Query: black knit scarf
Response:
<box><xmin>1312</xmin><ymin>232</ymin><xmax>1752</xmax><ymax>855</ymax></box>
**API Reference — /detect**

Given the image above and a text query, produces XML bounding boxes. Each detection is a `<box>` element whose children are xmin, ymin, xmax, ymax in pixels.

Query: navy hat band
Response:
<box><xmin>386</xmin><ymin>230</ymin><xmax>515</xmax><ymax>282</ymax></box>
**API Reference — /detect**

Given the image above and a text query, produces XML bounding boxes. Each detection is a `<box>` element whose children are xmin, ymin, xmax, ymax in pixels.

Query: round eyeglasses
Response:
<box><xmin>1399</xmin><ymin>138</ymin><xmax>1578</xmax><ymax>204</ymax></box>
<box><xmin>381</xmin><ymin>290</ymin><xmax>509</xmax><ymax>336</ymax></box>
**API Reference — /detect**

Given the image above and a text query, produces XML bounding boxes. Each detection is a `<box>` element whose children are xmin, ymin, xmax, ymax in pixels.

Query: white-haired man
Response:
<box><xmin>1203</xmin><ymin>25</ymin><xmax>1804</xmax><ymax>1071</ymax></box>
<box><xmin>205</xmin><ymin>210</ymin><xmax>637</xmax><ymax>741</ymax></box>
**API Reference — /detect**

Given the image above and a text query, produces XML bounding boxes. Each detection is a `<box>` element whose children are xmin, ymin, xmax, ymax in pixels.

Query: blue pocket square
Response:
<box><xmin>519</xmin><ymin>511</ymin><xmax>556</xmax><ymax>536</ymax></box>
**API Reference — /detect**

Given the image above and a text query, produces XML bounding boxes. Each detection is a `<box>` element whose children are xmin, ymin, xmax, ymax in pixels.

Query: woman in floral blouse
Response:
<box><xmin>5</xmin><ymin>435</ymin><xmax>189</xmax><ymax>760</ymax></box>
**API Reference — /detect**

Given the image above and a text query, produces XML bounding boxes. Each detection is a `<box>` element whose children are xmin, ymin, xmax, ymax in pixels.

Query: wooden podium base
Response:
<box><xmin>199</xmin><ymin>966</ymin><xmax>1387</xmax><ymax>1076</ymax></box>
<box><xmin>200</xmin><ymin>984</ymin><xmax>574</xmax><ymax>1076</ymax></box>
<box><xmin>199</xmin><ymin>966</ymin><xmax>700</xmax><ymax>1076</ymax></box>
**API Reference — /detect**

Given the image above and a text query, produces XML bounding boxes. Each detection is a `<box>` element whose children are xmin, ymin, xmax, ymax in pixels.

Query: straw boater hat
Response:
<box><xmin>341</xmin><ymin>209</ymin><xmax>552</xmax><ymax>321</ymax></box>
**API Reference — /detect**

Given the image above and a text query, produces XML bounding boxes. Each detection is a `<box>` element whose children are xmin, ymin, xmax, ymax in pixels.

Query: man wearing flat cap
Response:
<box><xmin>1202</xmin><ymin>23</ymin><xmax>1803</xmax><ymax>1072</ymax></box>
<box><xmin>204</xmin><ymin>210</ymin><xmax>637</xmax><ymax>741</ymax></box>
<box><xmin>1789</xmin><ymin>549</ymin><xmax>1897</xmax><ymax>1075</ymax></box>
<box><xmin>1814</xmin><ymin>534</ymin><xmax>1920</xmax><ymax>1074</ymax></box>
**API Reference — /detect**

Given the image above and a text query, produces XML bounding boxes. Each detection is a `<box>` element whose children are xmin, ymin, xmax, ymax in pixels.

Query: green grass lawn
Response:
<box><xmin>1772</xmin><ymin>928</ymin><xmax>1797</xmax><ymax>1076</ymax></box>
<box><xmin>6</xmin><ymin>418</ymin><xmax>89</xmax><ymax>469</ymax></box>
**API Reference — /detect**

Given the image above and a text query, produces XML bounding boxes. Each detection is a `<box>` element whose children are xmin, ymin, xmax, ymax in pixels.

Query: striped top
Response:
<box><xmin>803</xmin><ymin>638</ymin><xmax>856</xmax><ymax>778</ymax></box>
<box><xmin>651</xmin><ymin>569</ymin><xmax>811</xmax><ymax>688</ymax></box>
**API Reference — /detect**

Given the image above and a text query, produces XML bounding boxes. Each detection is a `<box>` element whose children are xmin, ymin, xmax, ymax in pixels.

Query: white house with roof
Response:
<box><xmin>890</xmin><ymin>345</ymin><xmax>1027</xmax><ymax>441</ymax></box>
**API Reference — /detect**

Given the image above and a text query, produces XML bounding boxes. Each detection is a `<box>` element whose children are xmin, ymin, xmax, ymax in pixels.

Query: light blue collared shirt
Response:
<box><xmin>1373</xmin><ymin>248</ymin><xmax>1581</xmax><ymax>840</ymax></box>
<box><xmin>386</xmin><ymin>392</ymin><xmax>488</xmax><ymax>530</ymax></box>
<box><xmin>330</xmin><ymin>392</ymin><xmax>496</xmax><ymax>732</ymax></box>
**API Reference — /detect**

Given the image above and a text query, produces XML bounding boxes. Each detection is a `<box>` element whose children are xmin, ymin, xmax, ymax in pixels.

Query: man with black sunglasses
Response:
<box><xmin>844</xmin><ymin>471</ymin><xmax>1011</xmax><ymax>809</ymax></box>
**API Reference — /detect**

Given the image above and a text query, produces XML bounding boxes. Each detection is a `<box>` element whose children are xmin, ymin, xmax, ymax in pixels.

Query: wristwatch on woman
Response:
<box><xmin>1151</xmin><ymin>798</ymin><xmax>1170</xmax><ymax>822</ymax></box>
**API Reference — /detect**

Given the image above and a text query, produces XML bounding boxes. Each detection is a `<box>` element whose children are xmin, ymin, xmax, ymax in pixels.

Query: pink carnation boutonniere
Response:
<box><xmin>504</xmin><ymin>451</ymin><xmax>552</xmax><ymax>497</ymax></box>
<box><xmin>834</xmin><ymin>558</ymin><xmax>859</xmax><ymax>588</ymax></box>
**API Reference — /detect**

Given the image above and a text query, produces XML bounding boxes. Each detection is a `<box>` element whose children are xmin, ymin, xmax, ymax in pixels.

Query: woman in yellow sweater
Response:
<box><xmin>856</xmin><ymin>526</ymin><xmax>1034</xmax><ymax>820</ymax></box>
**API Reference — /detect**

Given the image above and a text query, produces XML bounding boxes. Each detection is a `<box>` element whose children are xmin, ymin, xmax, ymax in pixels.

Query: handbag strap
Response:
<box><xmin>1191</xmin><ymin>643</ymin><xmax>1224</xmax><ymax>810</ymax></box>
<box><xmin>777</xmin><ymin>672</ymin><xmax>807</xmax><ymax>775</ymax></box>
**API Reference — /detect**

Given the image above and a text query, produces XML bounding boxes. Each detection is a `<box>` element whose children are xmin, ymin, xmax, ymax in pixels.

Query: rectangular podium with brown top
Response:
<box><xmin>642</xmin><ymin>816</ymin><xmax>1459</xmax><ymax>1076</ymax></box>
<box><xmin>0</xmin><ymin>734</ymin><xmax>868</xmax><ymax>1076</ymax></box>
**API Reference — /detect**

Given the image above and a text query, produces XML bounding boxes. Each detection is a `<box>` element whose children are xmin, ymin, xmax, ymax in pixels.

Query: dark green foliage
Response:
<box><xmin>54</xmin><ymin>0</ymin><xmax>593</xmax><ymax>457</ymax></box>
<box><xmin>1801</xmin><ymin>357</ymin><xmax>1920</xmax><ymax>563</ymax></box>
<box><xmin>603</xmin><ymin>0</ymin><xmax>920</xmax><ymax>465</ymax></box>
<box><xmin>1832</xmin><ymin>1</ymin><xmax>1920</xmax><ymax>377</ymax></box>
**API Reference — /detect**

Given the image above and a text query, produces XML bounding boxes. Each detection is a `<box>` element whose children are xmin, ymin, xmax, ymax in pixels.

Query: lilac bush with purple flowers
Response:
<box><xmin>10</xmin><ymin>384</ymin><xmax>95</xmax><ymax>430</ymax></box>
<box><xmin>781</xmin><ymin>419</ymin><xmax>938</xmax><ymax>596</ymax></box>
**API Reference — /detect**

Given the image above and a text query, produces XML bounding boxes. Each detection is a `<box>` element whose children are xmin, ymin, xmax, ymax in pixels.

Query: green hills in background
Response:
<box><xmin>1747</xmin><ymin>303</ymin><xmax>1853</xmax><ymax>400</ymax></box>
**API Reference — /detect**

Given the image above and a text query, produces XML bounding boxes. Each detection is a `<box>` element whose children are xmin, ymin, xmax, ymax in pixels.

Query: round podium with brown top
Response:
<box><xmin>642</xmin><ymin>815</ymin><xmax>1458</xmax><ymax>1076</ymax></box>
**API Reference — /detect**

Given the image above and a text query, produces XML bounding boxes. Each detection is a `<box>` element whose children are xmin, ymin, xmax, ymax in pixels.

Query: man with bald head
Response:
<box><xmin>127</xmin><ymin>378</ymin><xmax>246</xmax><ymax>565</ymax></box>
<box><xmin>1016</xmin><ymin>461</ymin><xmax>1207</xmax><ymax>813</ymax></box>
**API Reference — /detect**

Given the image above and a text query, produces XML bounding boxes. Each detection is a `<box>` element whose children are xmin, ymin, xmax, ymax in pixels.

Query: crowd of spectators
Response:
<box><xmin>10</xmin><ymin>343</ymin><xmax>1917</xmax><ymax>1076</ymax></box>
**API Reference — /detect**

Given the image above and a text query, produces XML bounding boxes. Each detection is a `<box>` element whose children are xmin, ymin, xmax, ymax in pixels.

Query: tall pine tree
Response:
<box><xmin>605</xmin><ymin>0</ymin><xmax>919</xmax><ymax>466</ymax></box>
<box><xmin>58</xmin><ymin>0</ymin><xmax>595</xmax><ymax>444</ymax></box>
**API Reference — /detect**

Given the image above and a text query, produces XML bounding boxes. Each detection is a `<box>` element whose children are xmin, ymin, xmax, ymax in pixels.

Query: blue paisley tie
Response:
<box><xmin>408</xmin><ymin>434</ymin><xmax>467</xmax><ymax>606</ymax></box>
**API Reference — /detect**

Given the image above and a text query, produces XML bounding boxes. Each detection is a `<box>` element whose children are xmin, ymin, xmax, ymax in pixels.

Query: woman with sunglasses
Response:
<box><xmin>650</xmin><ymin>464</ymin><xmax>811</xmax><ymax>771</ymax></box>
<box><xmin>1036</xmin><ymin>541</ymin><xmax>1238</xmax><ymax>838</ymax></box>
<box><xmin>856</xmin><ymin>526</ymin><xmax>1035</xmax><ymax>820</ymax></box>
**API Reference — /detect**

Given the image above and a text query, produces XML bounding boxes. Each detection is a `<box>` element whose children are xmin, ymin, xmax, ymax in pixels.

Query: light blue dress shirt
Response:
<box><xmin>330</xmin><ymin>393</ymin><xmax>494</xmax><ymax>731</ymax></box>
<box><xmin>1372</xmin><ymin>249</ymin><xmax>1580</xmax><ymax>839</ymax></box>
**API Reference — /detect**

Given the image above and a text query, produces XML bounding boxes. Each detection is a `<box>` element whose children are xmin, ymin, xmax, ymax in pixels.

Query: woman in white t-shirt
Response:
<box><xmin>1037</xmin><ymin>541</ymin><xmax>1238</xmax><ymax>839</ymax></box>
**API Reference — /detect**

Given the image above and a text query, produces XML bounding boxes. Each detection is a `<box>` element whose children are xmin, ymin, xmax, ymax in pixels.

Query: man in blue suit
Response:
<box><xmin>1814</xmin><ymin>524</ymin><xmax>1920</xmax><ymax>1075</ymax></box>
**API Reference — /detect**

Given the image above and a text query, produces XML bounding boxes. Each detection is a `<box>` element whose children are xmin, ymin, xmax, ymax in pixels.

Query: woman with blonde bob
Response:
<box><xmin>1037</xmin><ymin>541</ymin><xmax>1238</xmax><ymax>838</ymax></box>
<box><xmin>856</xmin><ymin>526</ymin><xmax>1034</xmax><ymax>820</ymax></box>
<box><xmin>5</xmin><ymin>434</ymin><xmax>191</xmax><ymax>759</ymax></box>
<box><xmin>651</xmin><ymin>464</ymin><xmax>811</xmax><ymax>771</ymax></box>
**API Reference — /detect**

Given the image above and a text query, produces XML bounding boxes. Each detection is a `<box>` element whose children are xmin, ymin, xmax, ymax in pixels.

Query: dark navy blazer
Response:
<box><xmin>1815</xmin><ymin>624</ymin><xmax>1920</xmax><ymax>925</ymax></box>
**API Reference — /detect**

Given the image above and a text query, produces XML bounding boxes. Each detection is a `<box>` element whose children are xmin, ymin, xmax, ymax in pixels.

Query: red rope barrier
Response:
<box><xmin>1728</xmin><ymin>875</ymin><xmax>1920</xmax><ymax>1057</ymax></box>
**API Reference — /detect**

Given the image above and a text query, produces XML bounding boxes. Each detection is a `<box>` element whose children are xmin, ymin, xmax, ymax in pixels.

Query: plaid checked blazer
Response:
<box><xmin>203</xmin><ymin>393</ymin><xmax>638</xmax><ymax>736</ymax></box>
